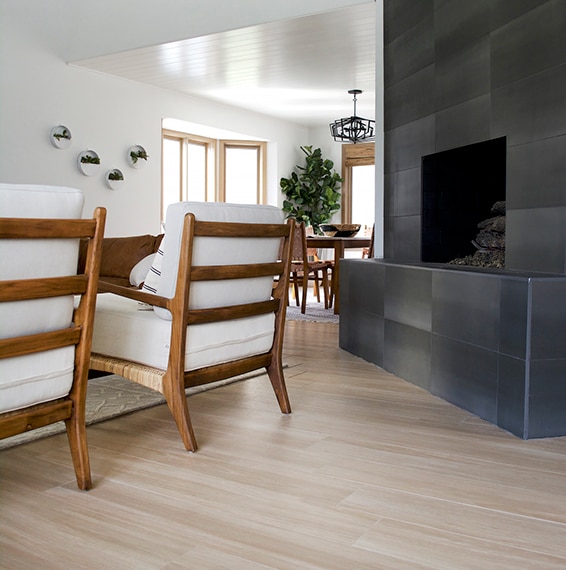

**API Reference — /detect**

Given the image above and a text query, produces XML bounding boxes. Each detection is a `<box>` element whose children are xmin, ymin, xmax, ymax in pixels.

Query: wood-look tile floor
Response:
<box><xmin>1</xmin><ymin>321</ymin><xmax>565</xmax><ymax>569</ymax></box>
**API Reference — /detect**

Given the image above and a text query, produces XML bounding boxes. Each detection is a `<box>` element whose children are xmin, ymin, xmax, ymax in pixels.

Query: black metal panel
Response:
<box><xmin>431</xmin><ymin>334</ymin><xmax>499</xmax><ymax>423</ymax></box>
<box><xmin>385</xmin><ymin>265</ymin><xmax>432</xmax><ymax>331</ymax></box>
<box><xmin>497</xmin><ymin>354</ymin><xmax>528</xmax><ymax>438</ymax></box>
<box><xmin>432</xmin><ymin>270</ymin><xmax>500</xmax><ymax>350</ymax></box>
<box><xmin>528</xmin><ymin>358</ymin><xmax>566</xmax><ymax>438</ymax></box>
<box><xmin>384</xmin><ymin>320</ymin><xmax>432</xmax><ymax>390</ymax></box>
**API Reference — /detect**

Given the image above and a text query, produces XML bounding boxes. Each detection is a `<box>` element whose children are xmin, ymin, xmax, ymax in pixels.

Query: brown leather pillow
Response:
<box><xmin>79</xmin><ymin>234</ymin><xmax>163</xmax><ymax>282</ymax></box>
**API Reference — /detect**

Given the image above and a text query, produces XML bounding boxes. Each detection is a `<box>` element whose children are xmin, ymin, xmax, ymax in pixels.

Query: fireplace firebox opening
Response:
<box><xmin>421</xmin><ymin>137</ymin><xmax>506</xmax><ymax>266</ymax></box>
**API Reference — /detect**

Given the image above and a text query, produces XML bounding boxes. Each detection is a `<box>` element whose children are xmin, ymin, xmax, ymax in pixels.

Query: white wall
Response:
<box><xmin>0</xmin><ymin>9</ymin><xmax>312</xmax><ymax>236</ymax></box>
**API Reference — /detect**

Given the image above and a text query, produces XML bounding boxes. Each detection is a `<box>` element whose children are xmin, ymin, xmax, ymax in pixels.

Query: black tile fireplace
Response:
<box><xmin>341</xmin><ymin>0</ymin><xmax>566</xmax><ymax>439</ymax></box>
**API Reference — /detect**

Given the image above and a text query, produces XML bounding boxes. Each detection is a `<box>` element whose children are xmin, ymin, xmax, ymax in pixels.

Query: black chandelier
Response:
<box><xmin>329</xmin><ymin>89</ymin><xmax>375</xmax><ymax>144</ymax></box>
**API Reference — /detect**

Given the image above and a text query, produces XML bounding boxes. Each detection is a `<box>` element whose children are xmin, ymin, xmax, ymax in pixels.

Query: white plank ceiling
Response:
<box><xmin>74</xmin><ymin>3</ymin><xmax>376</xmax><ymax>128</ymax></box>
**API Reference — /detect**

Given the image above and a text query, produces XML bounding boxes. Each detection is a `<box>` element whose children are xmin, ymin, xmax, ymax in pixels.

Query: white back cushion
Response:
<box><xmin>0</xmin><ymin>184</ymin><xmax>84</xmax><ymax>413</ymax></box>
<box><xmin>153</xmin><ymin>202</ymin><xmax>284</xmax><ymax>320</ymax></box>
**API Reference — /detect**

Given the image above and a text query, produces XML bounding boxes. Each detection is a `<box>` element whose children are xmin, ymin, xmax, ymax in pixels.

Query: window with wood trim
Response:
<box><xmin>219</xmin><ymin>141</ymin><xmax>266</xmax><ymax>205</ymax></box>
<box><xmin>161</xmin><ymin>130</ymin><xmax>266</xmax><ymax>221</ymax></box>
<box><xmin>341</xmin><ymin>142</ymin><xmax>375</xmax><ymax>231</ymax></box>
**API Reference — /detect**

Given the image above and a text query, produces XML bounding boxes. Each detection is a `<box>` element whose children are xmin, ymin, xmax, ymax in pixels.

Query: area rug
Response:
<box><xmin>285</xmin><ymin>301</ymin><xmax>339</xmax><ymax>324</ymax></box>
<box><xmin>0</xmin><ymin>369</ymin><xmax>271</xmax><ymax>450</ymax></box>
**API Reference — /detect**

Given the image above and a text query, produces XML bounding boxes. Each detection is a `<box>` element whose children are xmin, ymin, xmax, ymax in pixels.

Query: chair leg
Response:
<box><xmin>321</xmin><ymin>268</ymin><xmax>330</xmax><ymax>309</ymax></box>
<box><xmin>162</xmin><ymin>374</ymin><xmax>198</xmax><ymax>452</ymax></box>
<box><xmin>292</xmin><ymin>272</ymin><xmax>300</xmax><ymax>306</ymax></box>
<box><xmin>65</xmin><ymin>410</ymin><xmax>92</xmax><ymax>491</ymax></box>
<box><xmin>266</xmin><ymin>360</ymin><xmax>291</xmax><ymax>414</ymax></box>
<box><xmin>313</xmin><ymin>275</ymin><xmax>321</xmax><ymax>302</ymax></box>
<box><xmin>301</xmin><ymin>273</ymin><xmax>308</xmax><ymax>314</ymax></box>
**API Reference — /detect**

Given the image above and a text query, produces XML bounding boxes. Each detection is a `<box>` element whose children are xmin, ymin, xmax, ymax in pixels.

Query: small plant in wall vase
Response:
<box><xmin>77</xmin><ymin>150</ymin><xmax>101</xmax><ymax>176</ymax></box>
<box><xmin>106</xmin><ymin>168</ymin><xmax>124</xmax><ymax>190</ymax></box>
<box><xmin>128</xmin><ymin>145</ymin><xmax>149</xmax><ymax>169</ymax></box>
<box><xmin>50</xmin><ymin>125</ymin><xmax>72</xmax><ymax>149</ymax></box>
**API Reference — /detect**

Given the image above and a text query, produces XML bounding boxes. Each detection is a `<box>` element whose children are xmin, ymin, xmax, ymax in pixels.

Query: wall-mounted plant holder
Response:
<box><xmin>127</xmin><ymin>145</ymin><xmax>149</xmax><ymax>169</ymax></box>
<box><xmin>105</xmin><ymin>168</ymin><xmax>124</xmax><ymax>190</ymax></box>
<box><xmin>77</xmin><ymin>150</ymin><xmax>101</xmax><ymax>176</ymax></box>
<box><xmin>50</xmin><ymin>125</ymin><xmax>72</xmax><ymax>149</ymax></box>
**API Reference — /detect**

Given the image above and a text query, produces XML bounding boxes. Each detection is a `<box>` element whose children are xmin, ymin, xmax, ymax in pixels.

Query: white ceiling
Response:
<box><xmin>74</xmin><ymin>3</ymin><xmax>376</xmax><ymax>128</ymax></box>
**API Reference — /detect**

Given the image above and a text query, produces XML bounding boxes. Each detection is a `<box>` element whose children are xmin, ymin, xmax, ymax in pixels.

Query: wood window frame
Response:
<box><xmin>341</xmin><ymin>142</ymin><xmax>375</xmax><ymax>223</ymax></box>
<box><xmin>219</xmin><ymin>140</ymin><xmax>267</xmax><ymax>204</ymax></box>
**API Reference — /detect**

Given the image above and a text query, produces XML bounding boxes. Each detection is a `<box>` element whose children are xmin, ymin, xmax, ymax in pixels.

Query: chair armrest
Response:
<box><xmin>97</xmin><ymin>280</ymin><xmax>170</xmax><ymax>309</ymax></box>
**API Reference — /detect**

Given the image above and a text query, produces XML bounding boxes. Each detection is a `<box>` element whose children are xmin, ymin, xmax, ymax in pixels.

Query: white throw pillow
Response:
<box><xmin>141</xmin><ymin>246</ymin><xmax>164</xmax><ymax>295</ymax></box>
<box><xmin>129</xmin><ymin>254</ymin><xmax>156</xmax><ymax>288</ymax></box>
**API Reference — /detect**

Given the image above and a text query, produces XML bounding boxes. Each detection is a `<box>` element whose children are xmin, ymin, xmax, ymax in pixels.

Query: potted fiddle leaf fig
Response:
<box><xmin>280</xmin><ymin>145</ymin><xmax>342</xmax><ymax>234</ymax></box>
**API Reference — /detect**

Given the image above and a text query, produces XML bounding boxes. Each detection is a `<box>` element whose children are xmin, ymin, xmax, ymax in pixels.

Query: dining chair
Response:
<box><xmin>290</xmin><ymin>221</ymin><xmax>331</xmax><ymax>313</ymax></box>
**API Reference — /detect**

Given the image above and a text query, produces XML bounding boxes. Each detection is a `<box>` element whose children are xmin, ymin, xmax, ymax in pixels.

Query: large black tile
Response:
<box><xmin>385</xmin><ymin>265</ymin><xmax>432</xmax><ymax>331</ymax></box>
<box><xmin>499</xmin><ymin>278</ymin><xmax>529</xmax><ymax>358</ymax></box>
<box><xmin>432</xmin><ymin>270</ymin><xmax>501</xmax><ymax>350</ymax></box>
<box><xmin>340</xmin><ymin>311</ymin><xmax>384</xmax><ymax>368</ymax></box>
<box><xmin>435</xmin><ymin>0</ymin><xmax>491</xmax><ymax>57</ymax></box>
<box><xmin>492</xmin><ymin>63</ymin><xmax>566</xmax><ymax>147</ymax></box>
<box><xmin>385</xmin><ymin>116</ymin><xmax>436</xmax><ymax>173</ymax></box>
<box><xmin>435</xmin><ymin>94</ymin><xmax>491</xmax><ymax>153</ymax></box>
<box><xmin>505</xmin><ymin>207</ymin><xmax>566</xmax><ymax>273</ymax></box>
<box><xmin>506</xmin><ymin>135</ymin><xmax>566</xmax><ymax>209</ymax></box>
<box><xmin>497</xmin><ymin>354</ymin><xmax>528</xmax><ymax>438</ymax></box>
<box><xmin>530</xmin><ymin>279</ymin><xmax>566</xmax><ymax>359</ymax></box>
<box><xmin>392</xmin><ymin>167</ymin><xmax>422</xmax><ymax>217</ymax></box>
<box><xmin>384</xmin><ymin>0</ymin><xmax>434</xmax><ymax>45</ymax></box>
<box><xmin>385</xmin><ymin>65</ymin><xmax>435</xmax><ymax>131</ymax></box>
<box><xmin>384</xmin><ymin>16</ymin><xmax>435</xmax><ymax>87</ymax></box>
<box><xmin>341</xmin><ymin>259</ymin><xmax>385</xmax><ymax>318</ymax></box>
<box><xmin>435</xmin><ymin>36</ymin><xmax>490</xmax><ymax>111</ymax></box>
<box><xmin>490</xmin><ymin>0</ymin><xmax>554</xmax><ymax>29</ymax></box>
<box><xmin>388</xmin><ymin>214</ymin><xmax>422</xmax><ymax>262</ymax></box>
<box><xmin>431</xmin><ymin>334</ymin><xmax>499</xmax><ymax>422</ymax></box>
<box><xmin>491</xmin><ymin>0</ymin><xmax>566</xmax><ymax>89</ymax></box>
<box><xmin>383</xmin><ymin>319</ymin><xmax>432</xmax><ymax>390</ymax></box>
<box><xmin>528</xmin><ymin>358</ymin><xmax>566</xmax><ymax>438</ymax></box>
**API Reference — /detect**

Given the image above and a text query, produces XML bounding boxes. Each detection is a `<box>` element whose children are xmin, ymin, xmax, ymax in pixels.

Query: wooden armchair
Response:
<box><xmin>0</xmin><ymin>183</ymin><xmax>106</xmax><ymax>490</ymax></box>
<box><xmin>90</xmin><ymin>202</ymin><xmax>294</xmax><ymax>452</ymax></box>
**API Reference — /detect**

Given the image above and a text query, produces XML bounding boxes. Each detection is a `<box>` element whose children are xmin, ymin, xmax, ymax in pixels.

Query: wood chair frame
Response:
<box><xmin>90</xmin><ymin>214</ymin><xmax>295</xmax><ymax>452</ymax></box>
<box><xmin>290</xmin><ymin>221</ymin><xmax>330</xmax><ymax>313</ymax></box>
<box><xmin>0</xmin><ymin>208</ymin><xmax>106</xmax><ymax>490</ymax></box>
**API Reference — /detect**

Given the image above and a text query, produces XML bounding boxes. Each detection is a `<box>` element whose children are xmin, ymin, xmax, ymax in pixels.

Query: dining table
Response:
<box><xmin>306</xmin><ymin>234</ymin><xmax>372</xmax><ymax>314</ymax></box>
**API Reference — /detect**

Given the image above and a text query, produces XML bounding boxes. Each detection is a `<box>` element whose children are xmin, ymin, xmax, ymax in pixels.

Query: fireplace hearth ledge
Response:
<box><xmin>340</xmin><ymin>258</ymin><xmax>566</xmax><ymax>439</ymax></box>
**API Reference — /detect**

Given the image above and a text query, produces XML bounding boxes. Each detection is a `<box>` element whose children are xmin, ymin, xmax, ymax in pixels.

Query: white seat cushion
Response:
<box><xmin>92</xmin><ymin>293</ymin><xmax>275</xmax><ymax>371</ymax></box>
<box><xmin>0</xmin><ymin>183</ymin><xmax>84</xmax><ymax>413</ymax></box>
